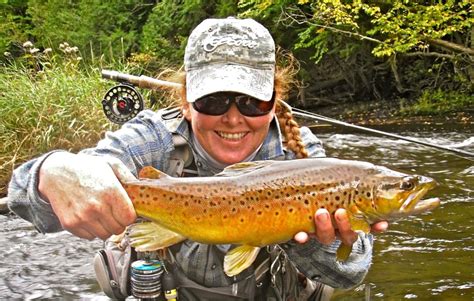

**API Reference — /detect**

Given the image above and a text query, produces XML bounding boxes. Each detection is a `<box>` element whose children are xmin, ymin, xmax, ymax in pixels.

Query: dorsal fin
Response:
<box><xmin>139</xmin><ymin>166</ymin><xmax>167</xmax><ymax>179</ymax></box>
<box><xmin>216</xmin><ymin>160</ymin><xmax>274</xmax><ymax>177</ymax></box>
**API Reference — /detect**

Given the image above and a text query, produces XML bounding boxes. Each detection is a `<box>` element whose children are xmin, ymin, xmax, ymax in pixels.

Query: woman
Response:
<box><xmin>8</xmin><ymin>17</ymin><xmax>385</xmax><ymax>300</ymax></box>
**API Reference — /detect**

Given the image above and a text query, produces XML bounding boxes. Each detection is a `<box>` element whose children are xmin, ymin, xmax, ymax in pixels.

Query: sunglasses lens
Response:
<box><xmin>193</xmin><ymin>93</ymin><xmax>274</xmax><ymax>117</ymax></box>
<box><xmin>193</xmin><ymin>96</ymin><xmax>230</xmax><ymax>115</ymax></box>
<box><xmin>236</xmin><ymin>96</ymin><xmax>274</xmax><ymax>117</ymax></box>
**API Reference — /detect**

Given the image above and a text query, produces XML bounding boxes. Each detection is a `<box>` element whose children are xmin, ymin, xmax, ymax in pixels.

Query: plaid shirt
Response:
<box><xmin>8</xmin><ymin>109</ymin><xmax>372</xmax><ymax>290</ymax></box>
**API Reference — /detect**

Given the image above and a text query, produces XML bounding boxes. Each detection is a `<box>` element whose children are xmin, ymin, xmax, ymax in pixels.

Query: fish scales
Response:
<box><xmin>124</xmin><ymin>158</ymin><xmax>439</xmax><ymax>276</ymax></box>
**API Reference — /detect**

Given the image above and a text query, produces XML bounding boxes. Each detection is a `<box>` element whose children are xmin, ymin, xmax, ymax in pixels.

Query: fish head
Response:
<box><xmin>356</xmin><ymin>167</ymin><xmax>440</xmax><ymax>221</ymax></box>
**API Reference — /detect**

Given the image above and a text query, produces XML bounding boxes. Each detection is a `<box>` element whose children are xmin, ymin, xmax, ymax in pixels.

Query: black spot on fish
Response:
<box><xmin>240</xmin><ymin>218</ymin><xmax>244</xmax><ymax>223</ymax></box>
<box><xmin>275</xmin><ymin>212</ymin><xmax>279</xmax><ymax>216</ymax></box>
<box><xmin>184</xmin><ymin>201</ymin><xmax>189</xmax><ymax>206</ymax></box>
<box><xmin>258</xmin><ymin>211</ymin><xmax>262</xmax><ymax>215</ymax></box>
<box><xmin>304</xmin><ymin>200</ymin><xmax>309</xmax><ymax>205</ymax></box>
<box><xmin>289</xmin><ymin>208</ymin><xmax>294</xmax><ymax>213</ymax></box>
<box><xmin>335</xmin><ymin>196</ymin><xmax>340</xmax><ymax>201</ymax></box>
<box><xmin>366</xmin><ymin>192</ymin><xmax>371</xmax><ymax>198</ymax></box>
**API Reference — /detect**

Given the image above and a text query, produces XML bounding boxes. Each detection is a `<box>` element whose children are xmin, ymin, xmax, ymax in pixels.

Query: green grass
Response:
<box><xmin>0</xmin><ymin>58</ymin><xmax>115</xmax><ymax>196</ymax></box>
<box><xmin>400</xmin><ymin>89</ymin><xmax>474</xmax><ymax>116</ymax></box>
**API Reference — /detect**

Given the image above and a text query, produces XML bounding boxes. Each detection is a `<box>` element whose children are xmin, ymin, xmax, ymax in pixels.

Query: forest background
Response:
<box><xmin>0</xmin><ymin>0</ymin><xmax>473</xmax><ymax>197</ymax></box>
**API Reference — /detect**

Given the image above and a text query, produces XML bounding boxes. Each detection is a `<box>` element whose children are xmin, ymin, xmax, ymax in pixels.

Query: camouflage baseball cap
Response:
<box><xmin>184</xmin><ymin>17</ymin><xmax>276</xmax><ymax>103</ymax></box>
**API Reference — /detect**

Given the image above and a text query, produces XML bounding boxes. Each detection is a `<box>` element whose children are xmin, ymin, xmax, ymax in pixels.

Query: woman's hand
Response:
<box><xmin>38</xmin><ymin>152</ymin><xmax>137</xmax><ymax>240</ymax></box>
<box><xmin>294</xmin><ymin>208</ymin><xmax>388</xmax><ymax>246</ymax></box>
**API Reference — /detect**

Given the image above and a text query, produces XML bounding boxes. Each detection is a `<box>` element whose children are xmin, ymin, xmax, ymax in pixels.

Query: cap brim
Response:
<box><xmin>186</xmin><ymin>64</ymin><xmax>274</xmax><ymax>102</ymax></box>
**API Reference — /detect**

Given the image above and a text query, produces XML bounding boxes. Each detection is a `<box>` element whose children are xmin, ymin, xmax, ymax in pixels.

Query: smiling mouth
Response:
<box><xmin>216</xmin><ymin>131</ymin><xmax>248</xmax><ymax>141</ymax></box>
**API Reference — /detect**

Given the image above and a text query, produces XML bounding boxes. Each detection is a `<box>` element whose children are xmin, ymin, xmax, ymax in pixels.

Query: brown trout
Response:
<box><xmin>123</xmin><ymin>158</ymin><xmax>439</xmax><ymax>276</ymax></box>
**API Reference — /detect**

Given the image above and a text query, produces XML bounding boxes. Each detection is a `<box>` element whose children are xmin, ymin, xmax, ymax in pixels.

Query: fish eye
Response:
<box><xmin>400</xmin><ymin>177</ymin><xmax>416</xmax><ymax>190</ymax></box>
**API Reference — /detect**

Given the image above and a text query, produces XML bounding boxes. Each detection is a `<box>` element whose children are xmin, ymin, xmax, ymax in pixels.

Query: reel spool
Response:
<box><xmin>102</xmin><ymin>84</ymin><xmax>144</xmax><ymax>124</ymax></box>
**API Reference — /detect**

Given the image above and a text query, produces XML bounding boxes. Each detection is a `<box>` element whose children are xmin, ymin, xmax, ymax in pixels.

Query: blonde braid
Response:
<box><xmin>276</xmin><ymin>101</ymin><xmax>309</xmax><ymax>159</ymax></box>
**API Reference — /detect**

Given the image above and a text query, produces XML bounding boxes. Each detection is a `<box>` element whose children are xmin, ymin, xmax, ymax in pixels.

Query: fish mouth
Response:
<box><xmin>410</xmin><ymin>197</ymin><xmax>441</xmax><ymax>215</ymax></box>
<box><xmin>400</xmin><ymin>177</ymin><xmax>438</xmax><ymax>214</ymax></box>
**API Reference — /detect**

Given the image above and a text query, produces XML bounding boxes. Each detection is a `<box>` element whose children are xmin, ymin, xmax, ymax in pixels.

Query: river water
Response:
<box><xmin>0</xmin><ymin>121</ymin><xmax>472</xmax><ymax>300</ymax></box>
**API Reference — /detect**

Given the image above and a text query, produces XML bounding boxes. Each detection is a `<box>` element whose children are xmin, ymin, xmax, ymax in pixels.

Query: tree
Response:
<box><xmin>238</xmin><ymin>0</ymin><xmax>473</xmax><ymax>105</ymax></box>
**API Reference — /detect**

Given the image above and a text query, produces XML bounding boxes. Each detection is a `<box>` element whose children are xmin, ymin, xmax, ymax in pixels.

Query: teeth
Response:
<box><xmin>217</xmin><ymin>131</ymin><xmax>246</xmax><ymax>140</ymax></box>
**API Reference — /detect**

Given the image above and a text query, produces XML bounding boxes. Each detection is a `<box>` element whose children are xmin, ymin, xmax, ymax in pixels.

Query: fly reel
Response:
<box><xmin>102</xmin><ymin>84</ymin><xmax>144</xmax><ymax>124</ymax></box>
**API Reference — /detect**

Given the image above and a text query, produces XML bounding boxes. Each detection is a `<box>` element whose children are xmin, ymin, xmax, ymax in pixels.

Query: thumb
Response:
<box><xmin>105</xmin><ymin>156</ymin><xmax>137</xmax><ymax>182</ymax></box>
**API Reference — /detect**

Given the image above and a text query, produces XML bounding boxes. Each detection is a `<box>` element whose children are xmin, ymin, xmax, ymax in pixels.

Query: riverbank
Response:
<box><xmin>311</xmin><ymin>99</ymin><xmax>473</xmax><ymax>126</ymax></box>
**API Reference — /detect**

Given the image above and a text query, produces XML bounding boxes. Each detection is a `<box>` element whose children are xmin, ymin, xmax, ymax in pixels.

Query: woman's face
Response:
<box><xmin>183</xmin><ymin>101</ymin><xmax>276</xmax><ymax>165</ymax></box>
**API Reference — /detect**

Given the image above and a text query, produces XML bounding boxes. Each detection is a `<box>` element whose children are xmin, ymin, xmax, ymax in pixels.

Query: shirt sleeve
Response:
<box><xmin>299</xmin><ymin>126</ymin><xmax>326</xmax><ymax>158</ymax></box>
<box><xmin>8</xmin><ymin>150</ymin><xmax>66</xmax><ymax>233</ymax></box>
<box><xmin>283</xmin><ymin>233</ymin><xmax>373</xmax><ymax>289</ymax></box>
<box><xmin>7</xmin><ymin>110</ymin><xmax>174</xmax><ymax>233</ymax></box>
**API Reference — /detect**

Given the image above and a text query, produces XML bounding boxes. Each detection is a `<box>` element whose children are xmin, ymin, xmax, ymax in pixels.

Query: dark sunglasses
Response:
<box><xmin>192</xmin><ymin>92</ymin><xmax>275</xmax><ymax>117</ymax></box>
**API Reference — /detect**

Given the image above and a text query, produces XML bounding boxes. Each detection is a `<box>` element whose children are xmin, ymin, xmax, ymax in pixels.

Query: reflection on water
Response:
<box><xmin>0</xmin><ymin>123</ymin><xmax>472</xmax><ymax>300</ymax></box>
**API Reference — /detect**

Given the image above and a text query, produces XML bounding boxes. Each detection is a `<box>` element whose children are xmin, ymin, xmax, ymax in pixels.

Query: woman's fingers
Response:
<box><xmin>314</xmin><ymin>208</ymin><xmax>336</xmax><ymax>245</ymax></box>
<box><xmin>295</xmin><ymin>208</ymin><xmax>386</xmax><ymax>246</ymax></box>
<box><xmin>371</xmin><ymin>220</ymin><xmax>389</xmax><ymax>233</ymax></box>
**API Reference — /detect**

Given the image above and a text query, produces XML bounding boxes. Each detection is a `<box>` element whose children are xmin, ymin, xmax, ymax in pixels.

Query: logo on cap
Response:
<box><xmin>202</xmin><ymin>35</ymin><xmax>259</xmax><ymax>52</ymax></box>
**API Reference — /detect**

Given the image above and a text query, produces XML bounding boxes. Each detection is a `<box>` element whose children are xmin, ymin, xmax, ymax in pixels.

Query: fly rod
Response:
<box><xmin>101</xmin><ymin>70</ymin><xmax>474</xmax><ymax>161</ymax></box>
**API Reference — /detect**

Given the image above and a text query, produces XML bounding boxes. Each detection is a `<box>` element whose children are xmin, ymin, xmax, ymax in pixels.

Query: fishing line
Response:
<box><xmin>291</xmin><ymin>108</ymin><xmax>474</xmax><ymax>162</ymax></box>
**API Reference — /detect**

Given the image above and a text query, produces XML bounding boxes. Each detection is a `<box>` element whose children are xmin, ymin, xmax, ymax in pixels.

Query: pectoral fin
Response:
<box><xmin>336</xmin><ymin>216</ymin><xmax>369</xmax><ymax>261</ymax></box>
<box><xmin>223</xmin><ymin>245</ymin><xmax>261</xmax><ymax>277</ymax></box>
<box><xmin>336</xmin><ymin>244</ymin><xmax>353</xmax><ymax>261</ymax></box>
<box><xmin>350</xmin><ymin>218</ymin><xmax>371</xmax><ymax>233</ymax></box>
<box><xmin>128</xmin><ymin>222</ymin><xmax>185</xmax><ymax>252</ymax></box>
